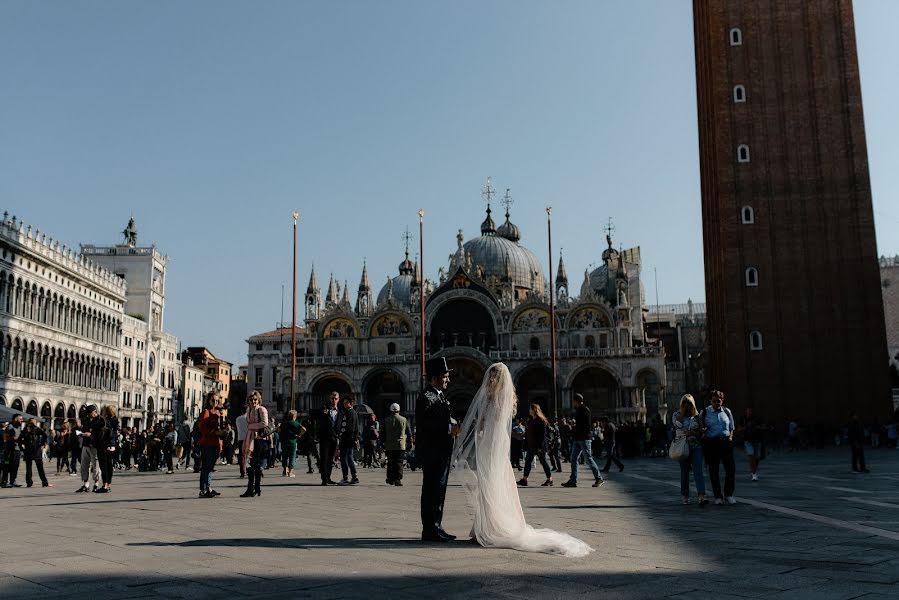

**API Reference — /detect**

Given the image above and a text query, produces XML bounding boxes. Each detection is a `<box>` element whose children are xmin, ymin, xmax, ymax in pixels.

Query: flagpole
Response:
<box><xmin>547</xmin><ymin>207</ymin><xmax>558</xmax><ymax>419</ymax></box>
<box><xmin>419</xmin><ymin>208</ymin><xmax>426</xmax><ymax>390</ymax></box>
<box><xmin>291</xmin><ymin>211</ymin><xmax>299</xmax><ymax>413</ymax></box>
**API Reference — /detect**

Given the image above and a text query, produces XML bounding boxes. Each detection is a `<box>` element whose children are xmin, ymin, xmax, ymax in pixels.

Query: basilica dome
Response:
<box><xmin>377</xmin><ymin>254</ymin><xmax>417</xmax><ymax>307</ymax></box>
<box><xmin>456</xmin><ymin>205</ymin><xmax>545</xmax><ymax>297</ymax></box>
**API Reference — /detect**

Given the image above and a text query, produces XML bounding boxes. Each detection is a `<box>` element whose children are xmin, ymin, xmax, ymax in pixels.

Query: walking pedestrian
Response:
<box><xmin>599</xmin><ymin>416</ymin><xmax>625</xmax><ymax>473</ymax></box>
<box><xmin>163</xmin><ymin>423</ymin><xmax>177</xmax><ymax>474</ymax></box>
<box><xmin>280</xmin><ymin>410</ymin><xmax>303</xmax><ymax>478</ymax></box>
<box><xmin>298</xmin><ymin>413</ymin><xmax>317</xmax><ymax>474</ymax></box>
<box><xmin>547</xmin><ymin>417</ymin><xmax>563</xmax><ymax>473</ymax></box>
<box><xmin>700</xmin><ymin>390</ymin><xmax>737</xmax><ymax>505</ymax></box>
<box><xmin>672</xmin><ymin>394</ymin><xmax>707</xmax><ymax>505</ymax></box>
<box><xmin>96</xmin><ymin>406</ymin><xmax>119</xmax><ymax>493</ymax></box>
<box><xmin>383</xmin><ymin>402</ymin><xmax>412</xmax><ymax>486</ymax></box>
<box><xmin>848</xmin><ymin>411</ymin><xmax>869</xmax><ymax>473</ymax></box>
<box><xmin>517</xmin><ymin>403</ymin><xmax>554</xmax><ymax>487</ymax></box>
<box><xmin>561</xmin><ymin>394</ymin><xmax>603</xmax><ymax>488</ymax></box>
<box><xmin>21</xmin><ymin>418</ymin><xmax>51</xmax><ymax>488</ymax></box>
<box><xmin>242</xmin><ymin>391</ymin><xmax>270</xmax><ymax>497</ymax></box>
<box><xmin>738</xmin><ymin>407</ymin><xmax>765</xmax><ymax>481</ymax></box>
<box><xmin>196</xmin><ymin>392</ymin><xmax>223</xmax><ymax>498</ymax></box>
<box><xmin>76</xmin><ymin>406</ymin><xmax>102</xmax><ymax>493</ymax></box>
<box><xmin>337</xmin><ymin>397</ymin><xmax>359</xmax><ymax>485</ymax></box>
<box><xmin>55</xmin><ymin>424</ymin><xmax>71</xmax><ymax>474</ymax></box>
<box><xmin>1</xmin><ymin>414</ymin><xmax>24</xmax><ymax>488</ymax></box>
<box><xmin>68</xmin><ymin>419</ymin><xmax>81</xmax><ymax>475</ymax></box>
<box><xmin>315</xmin><ymin>392</ymin><xmax>341</xmax><ymax>485</ymax></box>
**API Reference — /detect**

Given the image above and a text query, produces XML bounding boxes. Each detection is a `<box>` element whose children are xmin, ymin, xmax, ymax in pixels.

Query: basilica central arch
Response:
<box><xmin>570</xmin><ymin>365</ymin><xmax>619</xmax><ymax>417</ymax></box>
<box><xmin>514</xmin><ymin>364</ymin><xmax>553</xmax><ymax>419</ymax></box>
<box><xmin>441</xmin><ymin>355</ymin><xmax>487</xmax><ymax>419</ymax></box>
<box><xmin>362</xmin><ymin>368</ymin><xmax>405</xmax><ymax>420</ymax></box>
<box><xmin>306</xmin><ymin>372</ymin><xmax>353</xmax><ymax>411</ymax></box>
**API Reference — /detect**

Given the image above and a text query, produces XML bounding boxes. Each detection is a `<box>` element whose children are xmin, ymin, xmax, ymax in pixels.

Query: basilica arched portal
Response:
<box><xmin>570</xmin><ymin>366</ymin><xmax>619</xmax><ymax>417</ymax></box>
<box><xmin>362</xmin><ymin>368</ymin><xmax>406</xmax><ymax>420</ymax></box>
<box><xmin>307</xmin><ymin>373</ymin><xmax>353</xmax><ymax>411</ymax></box>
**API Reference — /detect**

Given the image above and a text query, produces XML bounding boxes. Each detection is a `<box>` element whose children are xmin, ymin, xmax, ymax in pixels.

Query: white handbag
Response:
<box><xmin>669</xmin><ymin>434</ymin><xmax>689</xmax><ymax>461</ymax></box>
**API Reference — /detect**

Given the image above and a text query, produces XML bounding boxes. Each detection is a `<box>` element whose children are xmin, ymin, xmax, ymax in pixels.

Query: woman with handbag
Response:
<box><xmin>672</xmin><ymin>394</ymin><xmax>708</xmax><ymax>506</ymax></box>
<box><xmin>242</xmin><ymin>391</ymin><xmax>271</xmax><ymax>498</ymax></box>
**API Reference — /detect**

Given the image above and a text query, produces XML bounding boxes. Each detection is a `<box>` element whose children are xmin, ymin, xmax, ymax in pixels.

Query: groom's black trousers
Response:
<box><xmin>419</xmin><ymin>447</ymin><xmax>451</xmax><ymax>534</ymax></box>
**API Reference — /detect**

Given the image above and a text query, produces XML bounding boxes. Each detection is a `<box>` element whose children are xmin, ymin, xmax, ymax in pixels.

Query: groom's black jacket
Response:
<box><xmin>415</xmin><ymin>385</ymin><xmax>453</xmax><ymax>453</ymax></box>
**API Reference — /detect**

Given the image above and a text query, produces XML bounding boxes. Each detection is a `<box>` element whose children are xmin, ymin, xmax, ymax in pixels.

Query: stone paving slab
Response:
<box><xmin>1</xmin><ymin>448</ymin><xmax>899</xmax><ymax>598</ymax></box>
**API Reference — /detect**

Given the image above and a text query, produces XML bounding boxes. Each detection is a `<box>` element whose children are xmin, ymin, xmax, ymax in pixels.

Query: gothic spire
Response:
<box><xmin>326</xmin><ymin>273</ymin><xmax>337</xmax><ymax>305</ymax></box>
<box><xmin>307</xmin><ymin>265</ymin><xmax>319</xmax><ymax>294</ymax></box>
<box><xmin>358</xmin><ymin>260</ymin><xmax>370</xmax><ymax>292</ymax></box>
<box><xmin>556</xmin><ymin>251</ymin><xmax>568</xmax><ymax>287</ymax></box>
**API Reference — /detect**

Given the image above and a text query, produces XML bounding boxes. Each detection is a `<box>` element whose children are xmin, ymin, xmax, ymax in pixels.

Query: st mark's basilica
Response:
<box><xmin>247</xmin><ymin>182</ymin><xmax>667</xmax><ymax>423</ymax></box>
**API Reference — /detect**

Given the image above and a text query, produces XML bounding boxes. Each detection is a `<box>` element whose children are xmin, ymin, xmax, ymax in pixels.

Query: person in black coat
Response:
<box><xmin>562</xmin><ymin>394</ymin><xmax>603</xmax><ymax>488</ymax></box>
<box><xmin>21</xmin><ymin>419</ymin><xmax>50</xmax><ymax>488</ymax></box>
<box><xmin>848</xmin><ymin>411</ymin><xmax>869</xmax><ymax>473</ymax></box>
<box><xmin>337</xmin><ymin>397</ymin><xmax>359</xmax><ymax>484</ymax></box>
<box><xmin>516</xmin><ymin>404</ymin><xmax>554</xmax><ymax>487</ymax></box>
<box><xmin>416</xmin><ymin>357</ymin><xmax>458</xmax><ymax>542</ymax></box>
<box><xmin>315</xmin><ymin>391</ymin><xmax>341</xmax><ymax>485</ymax></box>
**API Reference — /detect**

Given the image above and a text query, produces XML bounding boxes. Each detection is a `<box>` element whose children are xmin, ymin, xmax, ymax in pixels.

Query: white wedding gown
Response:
<box><xmin>452</xmin><ymin>363</ymin><xmax>593</xmax><ymax>558</ymax></box>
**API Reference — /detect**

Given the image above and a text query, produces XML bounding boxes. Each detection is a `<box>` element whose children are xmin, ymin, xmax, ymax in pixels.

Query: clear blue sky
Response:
<box><xmin>2</xmin><ymin>1</ymin><xmax>896</xmax><ymax>366</ymax></box>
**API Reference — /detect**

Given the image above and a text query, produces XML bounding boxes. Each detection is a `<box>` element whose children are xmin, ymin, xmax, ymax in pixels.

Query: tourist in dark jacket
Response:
<box><xmin>562</xmin><ymin>394</ymin><xmax>602</xmax><ymax>488</ymax></box>
<box><xmin>517</xmin><ymin>404</ymin><xmax>554</xmax><ymax>487</ymax></box>
<box><xmin>21</xmin><ymin>419</ymin><xmax>51</xmax><ymax>488</ymax></box>
<box><xmin>848</xmin><ymin>411</ymin><xmax>869</xmax><ymax>473</ymax></box>
<box><xmin>337</xmin><ymin>397</ymin><xmax>359</xmax><ymax>485</ymax></box>
<box><xmin>96</xmin><ymin>406</ymin><xmax>119</xmax><ymax>493</ymax></box>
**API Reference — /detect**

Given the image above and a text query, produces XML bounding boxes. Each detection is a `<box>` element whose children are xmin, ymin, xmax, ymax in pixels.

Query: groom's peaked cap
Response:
<box><xmin>425</xmin><ymin>357</ymin><xmax>452</xmax><ymax>378</ymax></box>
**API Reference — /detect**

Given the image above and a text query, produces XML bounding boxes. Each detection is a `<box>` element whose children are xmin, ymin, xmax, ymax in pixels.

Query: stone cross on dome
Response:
<box><xmin>604</xmin><ymin>217</ymin><xmax>615</xmax><ymax>250</ymax></box>
<box><xmin>401</xmin><ymin>227</ymin><xmax>413</xmax><ymax>258</ymax></box>
<box><xmin>501</xmin><ymin>188</ymin><xmax>514</xmax><ymax>218</ymax></box>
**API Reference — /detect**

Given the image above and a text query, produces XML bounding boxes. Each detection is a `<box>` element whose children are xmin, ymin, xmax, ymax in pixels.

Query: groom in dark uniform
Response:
<box><xmin>416</xmin><ymin>357</ymin><xmax>458</xmax><ymax>542</ymax></box>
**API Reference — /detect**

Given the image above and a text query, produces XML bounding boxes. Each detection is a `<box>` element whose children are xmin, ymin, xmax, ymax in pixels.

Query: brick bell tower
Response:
<box><xmin>692</xmin><ymin>0</ymin><xmax>891</xmax><ymax>426</ymax></box>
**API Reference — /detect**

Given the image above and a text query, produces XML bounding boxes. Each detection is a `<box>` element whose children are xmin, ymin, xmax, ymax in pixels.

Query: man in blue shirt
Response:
<box><xmin>701</xmin><ymin>390</ymin><xmax>736</xmax><ymax>505</ymax></box>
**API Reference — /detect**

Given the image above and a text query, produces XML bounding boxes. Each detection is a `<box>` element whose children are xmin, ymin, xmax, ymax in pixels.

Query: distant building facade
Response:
<box><xmin>0</xmin><ymin>214</ymin><xmax>125</xmax><ymax>428</ymax></box>
<box><xmin>248</xmin><ymin>184</ymin><xmax>667</xmax><ymax>424</ymax></box>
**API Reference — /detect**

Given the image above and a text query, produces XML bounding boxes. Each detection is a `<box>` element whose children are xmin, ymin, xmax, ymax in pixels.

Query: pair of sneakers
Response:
<box><xmin>199</xmin><ymin>489</ymin><xmax>220</xmax><ymax>498</ymax></box>
<box><xmin>561</xmin><ymin>478</ymin><xmax>603</xmax><ymax>488</ymax></box>
<box><xmin>713</xmin><ymin>496</ymin><xmax>737</xmax><ymax>505</ymax></box>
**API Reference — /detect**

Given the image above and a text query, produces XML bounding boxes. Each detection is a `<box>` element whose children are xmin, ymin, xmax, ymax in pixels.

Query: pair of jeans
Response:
<box><xmin>80</xmin><ymin>446</ymin><xmax>99</xmax><ymax>489</ymax></box>
<box><xmin>569</xmin><ymin>440</ymin><xmax>601</xmax><ymax>482</ymax></box>
<box><xmin>198</xmin><ymin>445</ymin><xmax>219</xmax><ymax>492</ymax></box>
<box><xmin>679</xmin><ymin>445</ymin><xmax>706</xmax><ymax>497</ymax></box>
<box><xmin>702</xmin><ymin>437</ymin><xmax>735</xmax><ymax>498</ymax></box>
<box><xmin>603</xmin><ymin>444</ymin><xmax>624</xmax><ymax>470</ymax></box>
<box><xmin>523</xmin><ymin>448</ymin><xmax>552</xmax><ymax>479</ymax></box>
<box><xmin>419</xmin><ymin>447</ymin><xmax>450</xmax><ymax>534</ymax></box>
<box><xmin>340</xmin><ymin>446</ymin><xmax>357</xmax><ymax>481</ymax></box>
<box><xmin>386</xmin><ymin>450</ymin><xmax>405</xmax><ymax>483</ymax></box>
<box><xmin>281</xmin><ymin>445</ymin><xmax>296</xmax><ymax>470</ymax></box>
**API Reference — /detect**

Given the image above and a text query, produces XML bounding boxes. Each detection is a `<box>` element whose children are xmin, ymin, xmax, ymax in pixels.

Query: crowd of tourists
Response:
<box><xmin>3</xmin><ymin>388</ymin><xmax>897</xmax><ymax>499</ymax></box>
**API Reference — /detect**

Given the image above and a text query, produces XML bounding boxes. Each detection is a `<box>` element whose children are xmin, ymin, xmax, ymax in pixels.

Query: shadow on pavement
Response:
<box><xmin>128</xmin><ymin>536</ymin><xmax>442</xmax><ymax>549</ymax></box>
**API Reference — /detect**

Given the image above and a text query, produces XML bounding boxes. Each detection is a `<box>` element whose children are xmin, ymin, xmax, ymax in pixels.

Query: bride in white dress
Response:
<box><xmin>452</xmin><ymin>362</ymin><xmax>593</xmax><ymax>558</ymax></box>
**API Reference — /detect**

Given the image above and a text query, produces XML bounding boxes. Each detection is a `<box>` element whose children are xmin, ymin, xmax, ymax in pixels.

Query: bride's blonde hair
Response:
<box><xmin>486</xmin><ymin>363</ymin><xmax>517</xmax><ymax>411</ymax></box>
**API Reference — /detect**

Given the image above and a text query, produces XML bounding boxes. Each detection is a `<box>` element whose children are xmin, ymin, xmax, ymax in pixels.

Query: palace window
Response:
<box><xmin>733</xmin><ymin>84</ymin><xmax>746</xmax><ymax>103</ymax></box>
<box><xmin>737</xmin><ymin>144</ymin><xmax>750</xmax><ymax>163</ymax></box>
<box><xmin>729</xmin><ymin>28</ymin><xmax>743</xmax><ymax>46</ymax></box>
<box><xmin>529</xmin><ymin>337</ymin><xmax>540</xmax><ymax>351</ymax></box>
<box><xmin>387</xmin><ymin>342</ymin><xmax>396</xmax><ymax>355</ymax></box>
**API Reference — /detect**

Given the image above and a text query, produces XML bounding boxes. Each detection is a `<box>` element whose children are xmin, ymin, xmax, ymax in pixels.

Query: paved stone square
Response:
<box><xmin>2</xmin><ymin>447</ymin><xmax>899</xmax><ymax>599</ymax></box>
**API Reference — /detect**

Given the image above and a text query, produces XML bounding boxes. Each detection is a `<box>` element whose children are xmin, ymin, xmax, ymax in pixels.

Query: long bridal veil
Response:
<box><xmin>452</xmin><ymin>362</ymin><xmax>593</xmax><ymax>558</ymax></box>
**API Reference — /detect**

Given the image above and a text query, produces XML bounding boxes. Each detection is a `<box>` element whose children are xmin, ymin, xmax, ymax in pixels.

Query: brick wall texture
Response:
<box><xmin>693</xmin><ymin>0</ymin><xmax>891</xmax><ymax>425</ymax></box>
